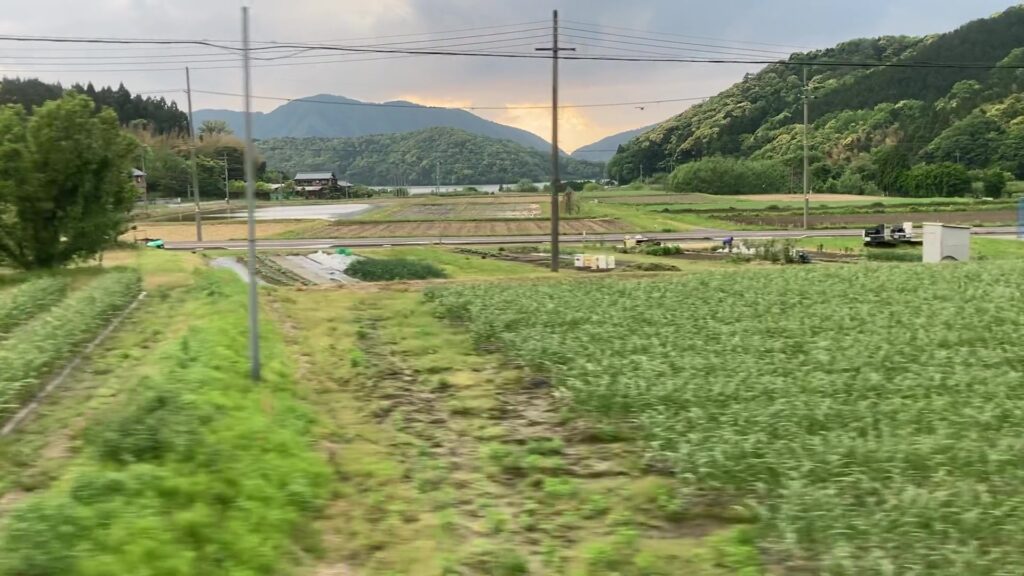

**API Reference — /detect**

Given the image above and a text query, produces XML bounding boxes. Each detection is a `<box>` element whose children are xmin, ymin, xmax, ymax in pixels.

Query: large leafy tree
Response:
<box><xmin>903</xmin><ymin>163</ymin><xmax>972</xmax><ymax>198</ymax></box>
<box><xmin>0</xmin><ymin>94</ymin><xmax>137</xmax><ymax>269</ymax></box>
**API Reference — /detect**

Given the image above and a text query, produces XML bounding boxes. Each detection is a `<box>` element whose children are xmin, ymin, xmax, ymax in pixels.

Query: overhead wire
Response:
<box><xmin>0</xmin><ymin>32</ymin><xmax>1021</xmax><ymax>71</ymax></box>
<box><xmin>561</xmin><ymin>26</ymin><xmax>792</xmax><ymax>56</ymax></box>
<box><xmin>187</xmin><ymin>89</ymin><xmax>714</xmax><ymax>111</ymax></box>
<box><xmin>560</xmin><ymin>18</ymin><xmax>817</xmax><ymax>51</ymax></box>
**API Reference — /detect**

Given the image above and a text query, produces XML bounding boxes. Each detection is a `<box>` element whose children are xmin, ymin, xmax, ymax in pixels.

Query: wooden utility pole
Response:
<box><xmin>803</xmin><ymin>66</ymin><xmax>810</xmax><ymax>231</ymax></box>
<box><xmin>537</xmin><ymin>10</ymin><xmax>574</xmax><ymax>272</ymax></box>
<box><xmin>186</xmin><ymin>66</ymin><xmax>202</xmax><ymax>241</ymax></box>
<box><xmin>223</xmin><ymin>153</ymin><xmax>230</xmax><ymax>206</ymax></box>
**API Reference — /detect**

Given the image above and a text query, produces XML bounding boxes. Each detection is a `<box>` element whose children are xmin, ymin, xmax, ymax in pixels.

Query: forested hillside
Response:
<box><xmin>259</xmin><ymin>127</ymin><xmax>604</xmax><ymax>186</ymax></box>
<box><xmin>0</xmin><ymin>78</ymin><xmax>188</xmax><ymax>134</ymax></box>
<box><xmin>609</xmin><ymin>6</ymin><xmax>1024</xmax><ymax>194</ymax></box>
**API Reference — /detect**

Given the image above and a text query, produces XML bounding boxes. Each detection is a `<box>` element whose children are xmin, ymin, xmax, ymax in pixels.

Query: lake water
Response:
<box><xmin>406</xmin><ymin>183</ymin><xmax>545</xmax><ymax>195</ymax></box>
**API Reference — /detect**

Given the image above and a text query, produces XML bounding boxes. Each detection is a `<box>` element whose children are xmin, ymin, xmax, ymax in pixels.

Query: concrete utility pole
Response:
<box><xmin>435</xmin><ymin>161</ymin><xmax>440</xmax><ymax>195</ymax></box>
<box><xmin>802</xmin><ymin>66</ymin><xmax>810</xmax><ymax>231</ymax></box>
<box><xmin>185</xmin><ymin>66</ymin><xmax>203</xmax><ymax>241</ymax></box>
<box><xmin>223</xmin><ymin>153</ymin><xmax>230</xmax><ymax>207</ymax></box>
<box><xmin>241</xmin><ymin>6</ymin><xmax>261</xmax><ymax>381</ymax></box>
<box><xmin>537</xmin><ymin>9</ymin><xmax>574</xmax><ymax>272</ymax></box>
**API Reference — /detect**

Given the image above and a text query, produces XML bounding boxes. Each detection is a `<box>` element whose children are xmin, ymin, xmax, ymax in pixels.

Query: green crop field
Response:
<box><xmin>428</xmin><ymin>262</ymin><xmax>1024</xmax><ymax>574</ymax></box>
<box><xmin>0</xmin><ymin>270</ymin><xmax>140</xmax><ymax>424</ymax></box>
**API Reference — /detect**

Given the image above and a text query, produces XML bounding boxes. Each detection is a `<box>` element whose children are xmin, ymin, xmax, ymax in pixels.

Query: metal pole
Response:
<box><xmin>550</xmin><ymin>9</ymin><xmax>560</xmax><ymax>272</ymax></box>
<box><xmin>803</xmin><ymin>66</ymin><xmax>810</xmax><ymax>231</ymax></box>
<box><xmin>186</xmin><ymin>66</ymin><xmax>202</xmax><ymax>241</ymax></box>
<box><xmin>223</xmin><ymin>153</ymin><xmax>230</xmax><ymax>207</ymax></box>
<box><xmin>241</xmin><ymin>6</ymin><xmax>261</xmax><ymax>382</ymax></box>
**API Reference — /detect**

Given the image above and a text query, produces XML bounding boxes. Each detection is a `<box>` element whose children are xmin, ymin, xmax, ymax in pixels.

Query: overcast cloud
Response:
<box><xmin>0</xmin><ymin>0</ymin><xmax>1016</xmax><ymax>150</ymax></box>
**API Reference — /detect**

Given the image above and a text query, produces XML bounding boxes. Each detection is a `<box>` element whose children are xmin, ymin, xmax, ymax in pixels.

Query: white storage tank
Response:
<box><xmin>923</xmin><ymin>223</ymin><xmax>970</xmax><ymax>263</ymax></box>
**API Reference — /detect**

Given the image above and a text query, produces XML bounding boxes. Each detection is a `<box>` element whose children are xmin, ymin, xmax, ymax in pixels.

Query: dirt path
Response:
<box><xmin>270</xmin><ymin>288</ymin><xmax>755</xmax><ymax>575</ymax></box>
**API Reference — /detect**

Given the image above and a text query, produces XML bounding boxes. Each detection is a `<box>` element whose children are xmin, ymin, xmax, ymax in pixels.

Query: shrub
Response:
<box><xmin>643</xmin><ymin>244</ymin><xmax>683</xmax><ymax>256</ymax></box>
<box><xmin>979</xmin><ymin>168</ymin><xmax>1009</xmax><ymax>198</ymax></box>
<box><xmin>668</xmin><ymin>157</ymin><xmax>789</xmax><ymax>194</ymax></box>
<box><xmin>823</xmin><ymin>171</ymin><xmax>882</xmax><ymax>196</ymax></box>
<box><xmin>515</xmin><ymin>179</ymin><xmax>539</xmax><ymax>193</ymax></box>
<box><xmin>903</xmin><ymin>163</ymin><xmax>972</xmax><ymax>198</ymax></box>
<box><xmin>345</xmin><ymin>258</ymin><xmax>447</xmax><ymax>282</ymax></box>
<box><xmin>582</xmin><ymin>182</ymin><xmax>603</xmax><ymax>192</ymax></box>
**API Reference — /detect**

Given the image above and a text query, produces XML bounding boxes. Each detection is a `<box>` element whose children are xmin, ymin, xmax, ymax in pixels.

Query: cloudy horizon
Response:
<box><xmin>1</xmin><ymin>0</ymin><xmax>1018</xmax><ymax>151</ymax></box>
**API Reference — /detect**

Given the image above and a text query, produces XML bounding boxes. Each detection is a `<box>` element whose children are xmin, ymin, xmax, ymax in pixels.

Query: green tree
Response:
<box><xmin>668</xmin><ymin>157</ymin><xmax>789</xmax><ymax>194</ymax></box>
<box><xmin>998</xmin><ymin>125</ymin><xmax>1024</xmax><ymax>178</ymax></box>
<box><xmin>978</xmin><ymin>168</ymin><xmax>1009</xmax><ymax>198</ymax></box>
<box><xmin>871</xmin><ymin>145</ymin><xmax>912</xmax><ymax>196</ymax></box>
<box><xmin>199</xmin><ymin>119</ymin><xmax>233</xmax><ymax>138</ymax></box>
<box><xmin>0</xmin><ymin>94</ymin><xmax>137</xmax><ymax>269</ymax></box>
<box><xmin>922</xmin><ymin>111</ymin><xmax>1003</xmax><ymax>168</ymax></box>
<box><xmin>903</xmin><ymin>163</ymin><xmax>972</xmax><ymax>198</ymax></box>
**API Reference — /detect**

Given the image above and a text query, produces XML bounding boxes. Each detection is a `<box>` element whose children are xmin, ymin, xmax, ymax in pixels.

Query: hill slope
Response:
<box><xmin>258</xmin><ymin>127</ymin><xmax>604</xmax><ymax>186</ymax></box>
<box><xmin>609</xmin><ymin>6</ymin><xmax>1024</xmax><ymax>186</ymax></box>
<box><xmin>572</xmin><ymin>123</ymin><xmax>659</xmax><ymax>162</ymax></box>
<box><xmin>195</xmin><ymin>94</ymin><xmax>555</xmax><ymax>153</ymax></box>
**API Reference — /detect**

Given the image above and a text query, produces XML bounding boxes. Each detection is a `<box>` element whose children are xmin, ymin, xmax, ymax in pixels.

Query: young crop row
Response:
<box><xmin>427</xmin><ymin>262</ymin><xmax>1024</xmax><ymax>575</ymax></box>
<box><xmin>0</xmin><ymin>270</ymin><xmax>328</xmax><ymax>575</ymax></box>
<box><xmin>0</xmin><ymin>270</ymin><xmax>140</xmax><ymax>424</ymax></box>
<box><xmin>0</xmin><ymin>276</ymin><xmax>68</xmax><ymax>336</ymax></box>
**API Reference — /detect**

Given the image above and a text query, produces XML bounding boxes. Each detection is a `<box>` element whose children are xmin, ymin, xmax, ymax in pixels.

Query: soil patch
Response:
<box><xmin>598</xmin><ymin>193</ymin><xmax>715</xmax><ymax>205</ymax></box>
<box><xmin>303</xmin><ymin>218</ymin><xmax>629</xmax><ymax>238</ymax></box>
<box><xmin>388</xmin><ymin>202</ymin><xmax>541</xmax><ymax>220</ymax></box>
<box><xmin>726</xmin><ymin>209</ymin><xmax>1018</xmax><ymax>228</ymax></box>
<box><xmin>124</xmin><ymin>221</ymin><xmax>307</xmax><ymax>242</ymax></box>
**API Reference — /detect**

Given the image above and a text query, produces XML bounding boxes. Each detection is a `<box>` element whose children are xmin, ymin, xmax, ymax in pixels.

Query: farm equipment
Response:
<box><xmin>863</xmin><ymin>222</ymin><xmax>918</xmax><ymax>246</ymax></box>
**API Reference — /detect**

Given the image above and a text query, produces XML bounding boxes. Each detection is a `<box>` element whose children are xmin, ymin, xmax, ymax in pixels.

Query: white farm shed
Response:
<box><xmin>922</xmin><ymin>223</ymin><xmax>970</xmax><ymax>263</ymax></box>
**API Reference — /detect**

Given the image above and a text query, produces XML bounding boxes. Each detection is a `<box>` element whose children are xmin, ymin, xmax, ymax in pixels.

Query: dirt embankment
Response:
<box><xmin>124</xmin><ymin>221</ymin><xmax>309</xmax><ymax>242</ymax></box>
<box><xmin>726</xmin><ymin>209</ymin><xmax>1018</xmax><ymax>228</ymax></box>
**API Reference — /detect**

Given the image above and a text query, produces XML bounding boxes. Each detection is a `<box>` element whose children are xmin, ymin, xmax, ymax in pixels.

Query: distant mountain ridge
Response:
<box><xmin>572</xmin><ymin>123</ymin><xmax>660</xmax><ymax>162</ymax></box>
<box><xmin>195</xmin><ymin>94</ymin><xmax>556</xmax><ymax>153</ymax></box>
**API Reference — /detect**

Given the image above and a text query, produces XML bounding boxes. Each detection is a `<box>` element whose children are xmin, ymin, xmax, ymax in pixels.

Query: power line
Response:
<box><xmin>0</xmin><ymin>34</ymin><xmax>551</xmax><ymax>67</ymax></box>
<box><xmin>0</xmin><ymin>41</ymin><xmax>549</xmax><ymax>73</ymax></box>
<box><xmin>561</xmin><ymin>18</ymin><xmax>817</xmax><ymax>51</ymax></box>
<box><xmin>1</xmin><ymin>34</ymin><xmax>1022</xmax><ymax>70</ymax></box>
<box><xmin>187</xmin><ymin>89</ymin><xmax>713</xmax><ymax>110</ymax></box>
<box><xmin>561</xmin><ymin>26</ymin><xmax>792</xmax><ymax>56</ymax></box>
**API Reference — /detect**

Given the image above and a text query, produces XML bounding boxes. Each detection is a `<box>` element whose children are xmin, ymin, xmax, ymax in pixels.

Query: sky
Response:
<box><xmin>0</xmin><ymin>0</ymin><xmax>1018</xmax><ymax>151</ymax></box>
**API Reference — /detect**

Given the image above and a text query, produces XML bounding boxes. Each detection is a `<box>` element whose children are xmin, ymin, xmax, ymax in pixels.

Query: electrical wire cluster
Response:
<box><xmin>1</xmin><ymin>16</ymin><xmax>1022</xmax><ymax>116</ymax></box>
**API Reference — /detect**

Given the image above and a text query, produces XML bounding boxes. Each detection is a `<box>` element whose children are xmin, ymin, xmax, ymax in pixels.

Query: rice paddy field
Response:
<box><xmin>427</xmin><ymin>261</ymin><xmax>1024</xmax><ymax>575</ymax></box>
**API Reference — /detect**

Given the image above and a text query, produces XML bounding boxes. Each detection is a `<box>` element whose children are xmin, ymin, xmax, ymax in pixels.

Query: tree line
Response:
<box><xmin>258</xmin><ymin>127</ymin><xmax>605</xmax><ymax>187</ymax></box>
